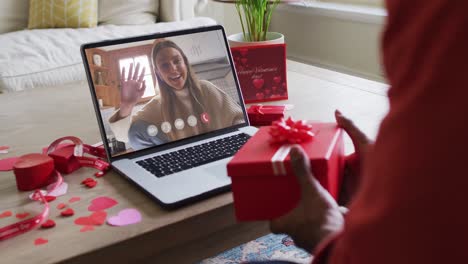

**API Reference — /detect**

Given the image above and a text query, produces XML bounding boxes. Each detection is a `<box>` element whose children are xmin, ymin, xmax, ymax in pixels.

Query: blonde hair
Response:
<box><xmin>151</xmin><ymin>40</ymin><xmax>208</xmax><ymax>140</ymax></box>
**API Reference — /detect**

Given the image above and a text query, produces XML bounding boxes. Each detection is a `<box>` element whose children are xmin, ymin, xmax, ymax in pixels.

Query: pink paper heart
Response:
<box><xmin>252</xmin><ymin>79</ymin><xmax>264</xmax><ymax>89</ymax></box>
<box><xmin>47</xmin><ymin>182</ymin><xmax>68</xmax><ymax>197</ymax></box>
<box><xmin>88</xmin><ymin>196</ymin><xmax>118</xmax><ymax>212</ymax></box>
<box><xmin>256</xmin><ymin>92</ymin><xmax>265</xmax><ymax>100</ymax></box>
<box><xmin>107</xmin><ymin>208</ymin><xmax>142</xmax><ymax>226</ymax></box>
<box><xmin>0</xmin><ymin>157</ymin><xmax>19</xmax><ymax>171</ymax></box>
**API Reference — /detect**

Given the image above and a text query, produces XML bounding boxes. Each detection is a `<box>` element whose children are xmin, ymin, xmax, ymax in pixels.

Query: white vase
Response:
<box><xmin>227</xmin><ymin>32</ymin><xmax>285</xmax><ymax>47</ymax></box>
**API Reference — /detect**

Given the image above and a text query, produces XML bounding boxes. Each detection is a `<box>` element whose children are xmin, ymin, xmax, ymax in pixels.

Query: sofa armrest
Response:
<box><xmin>159</xmin><ymin>0</ymin><xmax>207</xmax><ymax>22</ymax></box>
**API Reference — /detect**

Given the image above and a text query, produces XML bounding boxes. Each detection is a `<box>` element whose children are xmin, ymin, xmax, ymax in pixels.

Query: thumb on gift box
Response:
<box><xmin>335</xmin><ymin>110</ymin><xmax>371</xmax><ymax>156</ymax></box>
<box><xmin>334</xmin><ymin>110</ymin><xmax>372</xmax><ymax>205</ymax></box>
<box><xmin>269</xmin><ymin>145</ymin><xmax>344</xmax><ymax>253</ymax></box>
<box><xmin>289</xmin><ymin>146</ymin><xmax>336</xmax><ymax>206</ymax></box>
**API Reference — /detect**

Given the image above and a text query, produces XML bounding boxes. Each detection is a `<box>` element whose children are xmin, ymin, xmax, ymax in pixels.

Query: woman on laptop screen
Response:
<box><xmin>108</xmin><ymin>39</ymin><xmax>244</xmax><ymax>151</ymax></box>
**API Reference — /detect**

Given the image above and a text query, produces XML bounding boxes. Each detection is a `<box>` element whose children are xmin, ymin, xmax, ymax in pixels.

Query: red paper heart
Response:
<box><xmin>41</xmin><ymin>219</ymin><xmax>56</xmax><ymax>229</ymax></box>
<box><xmin>34</xmin><ymin>238</ymin><xmax>48</xmax><ymax>246</ymax></box>
<box><xmin>74</xmin><ymin>211</ymin><xmax>107</xmax><ymax>226</ymax></box>
<box><xmin>282</xmin><ymin>82</ymin><xmax>286</xmax><ymax>88</ymax></box>
<box><xmin>57</xmin><ymin>203</ymin><xmax>67</xmax><ymax>210</ymax></box>
<box><xmin>253</xmin><ymin>79</ymin><xmax>265</xmax><ymax>89</ymax></box>
<box><xmin>16</xmin><ymin>212</ymin><xmax>30</xmax><ymax>219</ymax></box>
<box><xmin>81</xmin><ymin>178</ymin><xmax>95</xmax><ymax>184</ymax></box>
<box><xmin>44</xmin><ymin>196</ymin><xmax>56</xmax><ymax>202</ymax></box>
<box><xmin>273</xmin><ymin>76</ymin><xmax>282</xmax><ymax>84</ymax></box>
<box><xmin>90</xmin><ymin>211</ymin><xmax>107</xmax><ymax>225</ymax></box>
<box><xmin>61</xmin><ymin>208</ymin><xmax>74</xmax><ymax>217</ymax></box>
<box><xmin>74</xmin><ymin>216</ymin><xmax>95</xmax><ymax>226</ymax></box>
<box><xmin>94</xmin><ymin>171</ymin><xmax>105</xmax><ymax>178</ymax></box>
<box><xmin>272</xmin><ymin>86</ymin><xmax>278</xmax><ymax>92</ymax></box>
<box><xmin>0</xmin><ymin>211</ymin><xmax>12</xmax><ymax>219</ymax></box>
<box><xmin>69</xmin><ymin>197</ymin><xmax>81</xmax><ymax>203</ymax></box>
<box><xmin>241</xmin><ymin>58</ymin><xmax>248</xmax><ymax>65</ymax></box>
<box><xmin>264</xmin><ymin>89</ymin><xmax>271</xmax><ymax>95</ymax></box>
<box><xmin>85</xmin><ymin>181</ymin><xmax>97</xmax><ymax>188</ymax></box>
<box><xmin>88</xmin><ymin>197</ymin><xmax>118</xmax><ymax>212</ymax></box>
<box><xmin>80</xmin><ymin>225</ymin><xmax>95</xmax><ymax>232</ymax></box>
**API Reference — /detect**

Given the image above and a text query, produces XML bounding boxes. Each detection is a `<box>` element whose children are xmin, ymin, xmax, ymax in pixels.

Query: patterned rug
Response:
<box><xmin>199</xmin><ymin>233</ymin><xmax>312</xmax><ymax>264</ymax></box>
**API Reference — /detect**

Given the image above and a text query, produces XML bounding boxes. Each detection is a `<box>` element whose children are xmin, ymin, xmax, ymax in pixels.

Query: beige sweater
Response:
<box><xmin>109</xmin><ymin>80</ymin><xmax>244</xmax><ymax>143</ymax></box>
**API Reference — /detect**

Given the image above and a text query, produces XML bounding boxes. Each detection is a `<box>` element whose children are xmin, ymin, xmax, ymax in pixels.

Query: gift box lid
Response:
<box><xmin>247</xmin><ymin>105</ymin><xmax>286</xmax><ymax>124</ymax></box>
<box><xmin>227</xmin><ymin>122</ymin><xmax>343</xmax><ymax>177</ymax></box>
<box><xmin>48</xmin><ymin>145</ymin><xmax>76</xmax><ymax>160</ymax></box>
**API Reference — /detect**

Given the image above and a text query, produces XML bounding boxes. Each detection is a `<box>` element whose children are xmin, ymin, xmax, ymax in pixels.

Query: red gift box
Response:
<box><xmin>247</xmin><ymin>105</ymin><xmax>285</xmax><ymax>126</ymax></box>
<box><xmin>48</xmin><ymin>145</ymin><xmax>82</xmax><ymax>174</ymax></box>
<box><xmin>227</xmin><ymin>122</ymin><xmax>345</xmax><ymax>221</ymax></box>
<box><xmin>231</xmin><ymin>44</ymin><xmax>288</xmax><ymax>103</ymax></box>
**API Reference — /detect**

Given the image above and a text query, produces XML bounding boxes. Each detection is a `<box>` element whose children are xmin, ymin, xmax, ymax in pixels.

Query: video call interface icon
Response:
<box><xmin>145</xmin><ymin>113</ymin><xmax>210</xmax><ymax>137</ymax></box>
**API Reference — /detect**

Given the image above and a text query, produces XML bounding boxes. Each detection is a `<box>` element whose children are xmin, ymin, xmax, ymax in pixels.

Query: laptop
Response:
<box><xmin>81</xmin><ymin>25</ymin><xmax>257</xmax><ymax>208</ymax></box>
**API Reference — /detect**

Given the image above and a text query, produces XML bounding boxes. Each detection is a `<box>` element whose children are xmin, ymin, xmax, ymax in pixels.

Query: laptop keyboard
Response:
<box><xmin>136</xmin><ymin>133</ymin><xmax>251</xmax><ymax>178</ymax></box>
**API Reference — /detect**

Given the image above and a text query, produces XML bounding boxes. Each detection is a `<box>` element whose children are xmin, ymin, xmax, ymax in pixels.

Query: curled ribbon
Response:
<box><xmin>269</xmin><ymin>117</ymin><xmax>315</xmax><ymax>144</ymax></box>
<box><xmin>0</xmin><ymin>190</ymin><xmax>49</xmax><ymax>241</ymax></box>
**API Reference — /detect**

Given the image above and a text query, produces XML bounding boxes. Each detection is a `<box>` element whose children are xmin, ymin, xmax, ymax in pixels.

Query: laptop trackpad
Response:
<box><xmin>203</xmin><ymin>163</ymin><xmax>230</xmax><ymax>183</ymax></box>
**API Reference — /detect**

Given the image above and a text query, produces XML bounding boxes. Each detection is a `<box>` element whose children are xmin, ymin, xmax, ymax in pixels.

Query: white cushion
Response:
<box><xmin>0</xmin><ymin>17</ymin><xmax>217</xmax><ymax>93</ymax></box>
<box><xmin>0</xmin><ymin>0</ymin><xmax>29</xmax><ymax>34</ymax></box>
<box><xmin>98</xmin><ymin>0</ymin><xmax>159</xmax><ymax>25</ymax></box>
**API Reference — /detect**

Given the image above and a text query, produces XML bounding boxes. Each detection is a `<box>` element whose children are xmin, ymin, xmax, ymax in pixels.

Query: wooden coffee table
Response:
<box><xmin>0</xmin><ymin>60</ymin><xmax>388</xmax><ymax>263</ymax></box>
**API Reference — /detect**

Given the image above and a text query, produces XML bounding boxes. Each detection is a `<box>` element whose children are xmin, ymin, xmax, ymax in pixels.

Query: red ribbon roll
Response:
<box><xmin>13</xmin><ymin>154</ymin><xmax>55</xmax><ymax>191</ymax></box>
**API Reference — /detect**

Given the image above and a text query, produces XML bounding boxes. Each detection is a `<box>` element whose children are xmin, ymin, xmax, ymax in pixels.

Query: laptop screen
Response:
<box><xmin>83</xmin><ymin>27</ymin><xmax>247</xmax><ymax>158</ymax></box>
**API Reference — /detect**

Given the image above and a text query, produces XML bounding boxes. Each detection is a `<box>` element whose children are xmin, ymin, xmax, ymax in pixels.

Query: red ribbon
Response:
<box><xmin>269</xmin><ymin>117</ymin><xmax>315</xmax><ymax>144</ymax></box>
<box><xmin>0</xmin><ymin>190</ymin><xmax>49</xmax><ymax>241</ymax></box>
<box><xmin>251</xmin><ymin>104</ymin><xmax>265</xmax><ymax>115</ymax></box>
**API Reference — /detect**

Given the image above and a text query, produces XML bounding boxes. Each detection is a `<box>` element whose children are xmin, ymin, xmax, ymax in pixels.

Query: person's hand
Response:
<box><xmin>119</xmin><ymin>63</ymin><xmax>146</xmax><ymax>118</ymax></box>
<box><xmin>270</xmin><ymin>146</ymin><xmax>344</xmax><ymax>253</ymax></box>
<box><xmin>335</xmin><ymin>110</ymin><xmax>372</xmax><ymax>205</ymax></box>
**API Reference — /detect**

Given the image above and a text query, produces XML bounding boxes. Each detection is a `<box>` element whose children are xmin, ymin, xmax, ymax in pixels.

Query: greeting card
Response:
<box><xmin>231</xmin><ymin>44</ymin><xmax>288</xmax><ymax>103</ymax></box>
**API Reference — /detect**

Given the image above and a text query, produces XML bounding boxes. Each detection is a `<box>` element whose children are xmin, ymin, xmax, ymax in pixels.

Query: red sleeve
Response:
<box><xmin>313</xmin><ymin>1</ymin><xmax>468</xmax><ymax>263</ymax></box>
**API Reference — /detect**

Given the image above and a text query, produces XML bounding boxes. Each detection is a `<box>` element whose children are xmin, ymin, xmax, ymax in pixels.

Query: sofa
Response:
<box><xmin>0</xmin><ymin>0</ymin><xmax>215</xmax><ymax>93</ymax></box>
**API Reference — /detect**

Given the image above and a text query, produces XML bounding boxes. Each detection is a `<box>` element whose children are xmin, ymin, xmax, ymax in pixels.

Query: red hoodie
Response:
<box><xmin>313</xmin><ymin>1</ymin><xmax>468</xmax><ymax>263</ymax></box>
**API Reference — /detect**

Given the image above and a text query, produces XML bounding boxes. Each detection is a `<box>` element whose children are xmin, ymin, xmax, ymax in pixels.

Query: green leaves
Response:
<box><xmin>235</xmin><ymin>0</ymin><xmax>281</xmax><ymax>42</ymax></box>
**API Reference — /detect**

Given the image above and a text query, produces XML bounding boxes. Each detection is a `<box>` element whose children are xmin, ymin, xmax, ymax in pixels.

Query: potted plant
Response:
<box><xmin>212</xmin><ymin>0</ymin><xmax>298</xmax><ymax>46</ymax></box>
